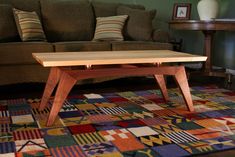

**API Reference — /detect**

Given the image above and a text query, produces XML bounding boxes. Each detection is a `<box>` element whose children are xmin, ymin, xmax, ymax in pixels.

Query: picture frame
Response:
<box><xmin>172</xmin><ymin>3</ymin><xmax>191</xmax><ymax>20</ymax></box>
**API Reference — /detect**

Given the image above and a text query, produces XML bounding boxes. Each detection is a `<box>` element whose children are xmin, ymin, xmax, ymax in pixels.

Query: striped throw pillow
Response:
<box><xmin>93</xmin><ymin>15</ymin><xmax>128</xmax><ymax>41</ymax></box>
<box><xmin>13</xmin><ymin>8</ymin><xmax>46</xmax><ymax>41</ymax></box>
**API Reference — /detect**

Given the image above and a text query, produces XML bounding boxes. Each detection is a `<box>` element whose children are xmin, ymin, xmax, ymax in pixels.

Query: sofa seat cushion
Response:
<box><xmin>54</xmin><ymin>41</ymin><xmax>111</xmax><ymax>52</ymax></box>
<box><xmin>41</xmin><ymin>0</ymin><xmax>95</xmax><ymax>42</ymax></box>
<box><xmin>0</xmin><ymin>64</ymin><xmax>49</xmax><ymax>85</ymax></box>
<box><xmin>0</xmin><ymin>4</ymin><xmax>20</xmax><ymax>42</ymax></box>
<box><xmin>0</xmin><ymin>42</ymin><xmax>53</xmax><ymax>64</ymax></box>
<box><xmin>111</xmin><ymin>41</ymin><xmax>173</xmax><ymax>51</ymax></box>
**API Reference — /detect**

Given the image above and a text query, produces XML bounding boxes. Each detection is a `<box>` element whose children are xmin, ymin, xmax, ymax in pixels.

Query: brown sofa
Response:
<box><xmin>0</xmin><ymin>0</ymin><xmax>173</xmax><ymax>85</ymax></box>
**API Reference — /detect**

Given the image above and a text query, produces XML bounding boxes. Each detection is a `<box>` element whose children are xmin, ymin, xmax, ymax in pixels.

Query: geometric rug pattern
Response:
<box><xmin>0</xmin><ymin>85</ymin><xmax>235</xmax><ymax>157</ymax></box>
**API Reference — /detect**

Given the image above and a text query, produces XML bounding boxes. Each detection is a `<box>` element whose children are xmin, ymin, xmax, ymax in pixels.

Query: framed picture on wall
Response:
<box><xmin>172</xmin><ymin>3</ymin><xmax>191</xmax><ymax>20</ymax></box>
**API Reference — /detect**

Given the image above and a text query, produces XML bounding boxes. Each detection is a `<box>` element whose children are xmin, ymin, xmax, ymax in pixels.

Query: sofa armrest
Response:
<box><xmin>152</xmin><ymin>29</ymin><xmax>170</xmax><ymax>43</ymax></box>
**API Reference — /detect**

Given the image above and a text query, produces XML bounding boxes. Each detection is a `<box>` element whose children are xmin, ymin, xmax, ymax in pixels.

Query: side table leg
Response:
<box><xmin>174</xmin><ymin>67</ymin><xmax>194</xmax><ymax>112</ymax></box>
<box><xmin>39</xmin><ymin>67</ymin><xmax>61</xmax><ymax>111</ymax></box>
<box><xmin>46</xmin><ymin>71</ymin><xmax>77</xmax><ymax>126</ymax></box>
<box><xmin>154</xmin><ymin>75</ymin><xmax>169</xmax><ymax>101</ymax></box>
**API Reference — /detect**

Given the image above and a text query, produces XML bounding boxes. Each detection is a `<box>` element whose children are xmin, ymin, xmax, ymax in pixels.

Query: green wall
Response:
<box><xmin>97</xmin><ymin>0</ymin><xmax>235</xmax><ymax>70</ymax></box>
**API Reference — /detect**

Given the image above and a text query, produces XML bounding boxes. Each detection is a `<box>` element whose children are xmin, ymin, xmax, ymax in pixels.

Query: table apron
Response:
<box><xmin>60</xmin><ymin>65</ymin><xmax>184</xmax><ymax>80</ymax></box>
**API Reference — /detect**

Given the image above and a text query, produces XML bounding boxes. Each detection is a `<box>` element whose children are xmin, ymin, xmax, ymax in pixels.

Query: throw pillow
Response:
<box><xmin>13</xmin><ymin>8</ymin><xmax>46</xmax><ymax>41</ymax></box>
<box><xmin>93</xmin><ymin>15</ymin><xmax>128</xmax><ymax>41</ymax></box>
<box><xmin>117</xmin><ymin>6</ymin><xmax>156</xmax><ymax>41</ymax></box>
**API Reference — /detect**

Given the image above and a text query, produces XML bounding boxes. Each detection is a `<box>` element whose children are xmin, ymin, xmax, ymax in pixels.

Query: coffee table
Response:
<box><xmin>33</xmin><ymin>50</ymin><xmax>207</xmax><ymax>126</ymax></box>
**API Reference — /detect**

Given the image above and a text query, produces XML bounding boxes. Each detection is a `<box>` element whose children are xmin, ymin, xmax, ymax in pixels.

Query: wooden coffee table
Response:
<box><xmin>33</xmin><ymin>50</ymin><xmax>207</xmax><ymax>126</ymax></box>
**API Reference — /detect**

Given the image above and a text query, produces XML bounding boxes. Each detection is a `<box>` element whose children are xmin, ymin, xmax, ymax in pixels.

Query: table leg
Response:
<box><xmin>203</xmin><ymin>30</ymin><xmax>215</xmax><ymax>72</ymax></box>
<box><xmin>174</xmin><ymin>66</ymin><xmax>194</xmax><ymax>112</ymax></box>
<box><xmin>154</xmin><ymin>75</ymin><xmax>169</xmax><ymax>101</ymax></box>
<box><xmin>46</xmin><ymin>71</ymin><xmax>77</xmax><ymax>126</ymax></box>
<box><xmin>39</xmin><ymin>67</ymin><xmax>61</xmax><ymax>111</ymax></box>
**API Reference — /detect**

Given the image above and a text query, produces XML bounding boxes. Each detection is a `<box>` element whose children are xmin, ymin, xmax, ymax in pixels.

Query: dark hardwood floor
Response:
<box><xmin>0</xmin><ymin>75</ymin><xmax>233</xmax><ymax>100</ymax></box>
<box><xmin>0</xmin><ymin>75</ymin><xmax>234</xmax><ymax>157</ymax></box>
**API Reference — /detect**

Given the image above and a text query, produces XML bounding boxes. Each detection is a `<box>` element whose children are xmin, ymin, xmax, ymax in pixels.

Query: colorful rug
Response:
<box><xmin>1</xmin><ymin>85</ymin><xmax>235</xmax><ymax>157</ymax></box>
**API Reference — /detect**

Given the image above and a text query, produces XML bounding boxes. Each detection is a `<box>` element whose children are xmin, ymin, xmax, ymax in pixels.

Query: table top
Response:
<box><xmin>32</xmin><ymin>50</ymin><xmax>207</xmax><ymax>67</ymax></box>
<box><xmin>169</xmin><ymin>20</ymin><xmax>235</xmax><ymax>30</ymax></box>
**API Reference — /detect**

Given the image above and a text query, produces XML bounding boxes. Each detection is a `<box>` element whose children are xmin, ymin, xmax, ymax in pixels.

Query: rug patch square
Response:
<box><xmin>162</xmin><ymin>131</ymin><xmax>199</xmax><ymax>144</ymax></box>
<box><xmin>15</xmin><ymin>138</ymin><xmax>47</xmax><ymax>152</ymax></box>
<box><xmin>16</xmin><ymin>149</ymin><xmax>52</xmax><ymax>157</ymax></box>
<box><xmin>122</xmin><ymin>148</ymin><xmax>161</xmax><ymax>157</ymax></box>
<box><xmin>49</xmin><ymin>145</ymin><xmax>86</xmax><ymax>157</ymax></box>
<box><xmin>178</xmin><ymin>140</ymin><xmax>216</xmax><ymax>155</ymax></box>
<box><xmin>0</xmin><ymin>117</ymin><xmax>11</xmax><ymax>124</ymax></box>
<box><xmin>194</xmin><ymin>119</ymin><xmax>225</xmax><ymax>128</ymax></box>
<box><xmin>140</xmin><ymin>117</ymin><xmax>168</xmax><ymax>126</ymax></box>
<box><xmin>68</xmin><ymin>124</ymin><xmax>96</xmax><ymax>134</ymax></box>
<box><xmin>201</xmin><ymin>111</ymin><xmax>225</xmax><ymax>118</ymax></box>
<box><xmin>75</xmin><ymin>103</ymin><xmax>97</xmax><ymax>110</ymax></box>
<box><xmin>44</xmin><ymin>134</ymin><xmax>76</xmax><ymax>148</ymax></box>
<box><xmin>73</xmin><ymin>132</ymin><xmax>107</xmax><ymax>145</ymax></box>
<box><xmin>10</xmin><ymin>122</ymin><xmax>39</xmax><ymax>131</ymax></box>
<box><xmin>0</xmin><ymin>142</ymin><xmax>16</xmax><ymax>154</ymax></box>
<box><xmin>60</xmin><ymin>100</ymin><xmax>78</xmax><ymax>112</ymax></box>
<box><xmin>88</xmin><ymin>114</ymin><xmax>118</xmax><ymax>123</ymax></box>
<box><xmin>93</xmin><ymin>152</ymin><xmax>123</xmax><ymax>157</ymax></box>
<box><xmin>84</xmin><ymin>93</ymin><xmax>104</xmax><ymax>99</ymax></box>
<box><xmin>128</xmin><ymin>126</ymin><xmax>159</xmax><ymax>137</ymax></box>
<box><xmin>117</xmin><ymin>119</ymin><xmax>146</xmax><ymax>128</ymax></box>
<box><xmin>36</xmin><ymin>116</ymin><xmax>63</xmax><ymax>129</ymax></box>
<box><xmin>99</xmin><ymin>107</ymin><xmax>128</xmax><ymax>115</ymax></box>
<box><xmin>62</xmin><ymin>116</ymin><xmax>91</xmax><ymax>126</ymax></box>
<box><xmin>1</xmin><ymin>123</ymin><xmax>11</xmax><ymax>132</ymax></box>
<box><xmin>175</xmin><ymin>121</ymin><xmax>204</xmax><ymax>130</ymax></box>
<box><xmin>13</xmin><ymin>128</ymin><xmax>42</xmax><ymax>140</ymax></box>
<box><xmin>95</xmin><ymin>102</ymin><xmax>117</xmax><ymax>108</ymax></box>
<box><xmin>152</xmin><ymin>144</ymin><xmax>190</xmax><ymax>157</ymax></box>
<box><xmin>11</xmin><ymin>114</ymin><xmax>34</xmax><ymax>124</ymax></box>
<box><xmin>151</xmin><ymin>123</ymin><xmax>182</xmax><ymax>134</ymax></box>
<box><xmin>59</xmin><ymin>110</ymin><xmax>83</xmax><ymax>118</ymax></box>
<box><xmin>186</xmin><ymin>128</ymin><xmax>222</xmax><ymax>140</ymax></box>
<box><xmin>204</xmin><ymin>136</ymin><xmax>235</xmax><ymax>150</ymax></box>
<box><xmin>81</xmin><ymin>141</ymin><xmax>119</xmax><ymax>156</ymax></box>
<box><xmin>141</xmin><ymin>104</ymin><xmax>163</xmax><ymax>111</ymax></box>
<box><xmin>100</xmin><ymin>129</ymin><xmax>145</xmax><ymax>152</ymax></box>
<box><xmin>0</xmin><ymin>132</ymin><xmax>13</xmax><ymax>143</ymax></box>
<box><xmin>138</xmin><ymin>134</ymin><xmax>172</xmax><ymax>147</ymax></box>
<box><xmin>41</xmin><ymin>127</ymin><xmax>71</xmax><ymax>138</ymax></box>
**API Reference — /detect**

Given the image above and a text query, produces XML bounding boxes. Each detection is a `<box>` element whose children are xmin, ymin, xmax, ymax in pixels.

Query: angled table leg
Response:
<box><xmin>154</xmin><ymin>75</ymin><xmax>169</xmax><ymax>101</ymax></box>
<box><xmin>174</xmin><ymin>66</ymin><xmax>194</xmax><ymax>112</ymax></box>
<box><xmin>39</xmin><ymin>67</ymin><xmax>61</xmax><ymax>111</ymax></box>
<box><xmin>46</xmin><ymin>70</ymin><xmax>77</xmax><ymax>126</ymax></box>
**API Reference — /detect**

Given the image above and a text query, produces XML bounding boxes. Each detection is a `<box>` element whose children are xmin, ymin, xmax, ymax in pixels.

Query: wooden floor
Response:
<box><xmin>0</xmin><ymin>75</ymin><xmax>235</xmax><ymax>157</ymax></box>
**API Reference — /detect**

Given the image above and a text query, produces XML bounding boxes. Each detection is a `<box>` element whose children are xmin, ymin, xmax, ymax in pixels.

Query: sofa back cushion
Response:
<box><xmin>0</xmin><ymin>4</ymin><xmax>20</xmax><ymax>42</ymax></box>
<box><xmin>41</xmin><ymin>0</ymin><xmax>95</xmax><ymax>42</ymax></box>
<box><xmin>117</xmin><ymin>6</ymin><xmax>156</xmax><ymax>41</ymax></box>
<box><xmin>0</xmin><ymin>0</ymin><xmax>42</xmax><ymax>18</ymax></box>
<box><xmin>92</xmin><ymin>1</ymin><xmax>145</xmax><ymax>18</ymax></box>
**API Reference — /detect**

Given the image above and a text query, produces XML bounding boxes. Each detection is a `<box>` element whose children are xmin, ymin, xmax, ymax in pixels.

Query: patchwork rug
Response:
<box><xmin>1</xmin><ymin>85</ymin><xmax>235</xmax><ymax>157</ymax></box>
